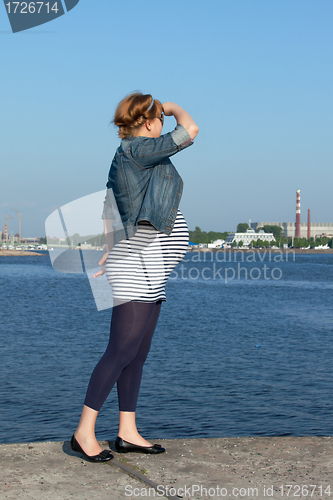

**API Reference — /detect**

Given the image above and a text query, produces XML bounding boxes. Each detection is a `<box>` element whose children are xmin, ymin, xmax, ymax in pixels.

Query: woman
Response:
<box><xmin>71</xmin><ymin>93</ymin><xmax>199</xmax><ymax>461</ymax></box>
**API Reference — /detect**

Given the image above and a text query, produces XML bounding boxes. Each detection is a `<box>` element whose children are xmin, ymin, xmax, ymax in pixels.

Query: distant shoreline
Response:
<box><xmin>189</xmin><ymin>247</ymin><xmax>333</xmax><ymax>254</ymax></box>
<box><xmin>1</xmin><ymin>248</ymin><xmax>332</xmax><ymax>257</ymax></box>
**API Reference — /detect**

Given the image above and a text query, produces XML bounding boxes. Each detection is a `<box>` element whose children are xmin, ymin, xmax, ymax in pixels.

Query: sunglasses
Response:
<box><xmin>158</xmin><ymin>112</ymin><xmax>164</xmax><ymax>126</ymax></box>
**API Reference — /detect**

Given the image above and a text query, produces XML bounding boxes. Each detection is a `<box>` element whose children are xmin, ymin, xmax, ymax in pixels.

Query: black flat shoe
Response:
<box><xmin>115</xmin><ymin>436</ymin><xmax>165</xmax><ymax>454</ymax></box>
<box><xmin>70</xmin><ymin>434</ymin><xmax>113</xmax><ymax>462</ymax></box>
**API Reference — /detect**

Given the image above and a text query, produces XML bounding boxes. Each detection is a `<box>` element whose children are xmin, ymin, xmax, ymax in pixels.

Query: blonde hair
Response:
<box><xmin>113</xmin><ymin>92</ymin><xmax>163</xmax><ymax>138</ymax></box>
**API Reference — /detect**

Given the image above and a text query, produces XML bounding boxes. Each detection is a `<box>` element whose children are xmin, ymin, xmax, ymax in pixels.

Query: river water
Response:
<box><xmin>0</xmin><ymin>250</ymin><xmax>332</xmax><ymax>443</ymax></box>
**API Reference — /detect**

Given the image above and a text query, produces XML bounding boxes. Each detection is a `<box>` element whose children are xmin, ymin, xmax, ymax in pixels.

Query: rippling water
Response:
<box><xmin>0</xmin><ymin>250</ymin><xmax>332</xmax><ymax>443</ymax></box>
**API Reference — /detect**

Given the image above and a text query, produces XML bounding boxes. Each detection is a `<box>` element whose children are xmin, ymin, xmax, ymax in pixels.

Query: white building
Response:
<box><xmin>226</xmin><ymin>228</ymin><xmax>275</xmax><ymax>247</ymax></box>
<box><xmin>207</xmin><ymin>239</ymin><xmax>225</xmax><ymax>248</ymax></box>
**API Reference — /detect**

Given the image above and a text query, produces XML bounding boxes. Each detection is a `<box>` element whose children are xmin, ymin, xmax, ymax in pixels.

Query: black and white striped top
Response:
<box><xmin>105</xmin><ymin>210</ymin><xmax>189</xmax><ymax>303</ymax></box>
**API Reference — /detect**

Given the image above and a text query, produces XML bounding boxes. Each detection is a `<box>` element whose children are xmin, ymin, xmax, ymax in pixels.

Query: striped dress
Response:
<box><xmin>105</xmin><ymin>210</ymin><xmax>189</xmax><ymax>302</ymax></box>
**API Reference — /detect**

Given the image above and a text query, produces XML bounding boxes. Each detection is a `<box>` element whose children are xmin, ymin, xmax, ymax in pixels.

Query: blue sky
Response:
<box><xmin>1</xmin><ymin>0</ymin><xmax>332</xmax><ymax>237</ymax></box>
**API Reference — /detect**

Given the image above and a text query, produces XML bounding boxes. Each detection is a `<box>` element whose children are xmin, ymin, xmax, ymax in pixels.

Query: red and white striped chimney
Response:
<box><xmin>295</xmin><ymin>190</ymin><xmax>301</xmax><ymax>238</ymax></box>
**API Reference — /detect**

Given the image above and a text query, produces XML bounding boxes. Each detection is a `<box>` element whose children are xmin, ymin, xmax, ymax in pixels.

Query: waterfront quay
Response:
<box><xmin>0</xmin><ymin>249</ymin><xmax>46</xmax><ymax>256</ymax></box>
<box><xmin>1</xmin><ymin>436</ymin><xmax>331</xmax><ymax>499</ymax></box>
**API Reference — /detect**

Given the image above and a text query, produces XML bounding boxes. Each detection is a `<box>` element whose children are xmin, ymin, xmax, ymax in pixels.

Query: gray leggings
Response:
<box><xmin>84</xmin><ymin>300</ymin><xmax>162</xmax><ymax>412</ymax></box>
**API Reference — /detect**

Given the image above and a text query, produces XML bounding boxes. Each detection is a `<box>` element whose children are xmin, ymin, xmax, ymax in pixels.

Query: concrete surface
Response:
<box><xmin>1</xmin><ymin>436</ymin><xmax>332</xmax><ymax>499</ymax></box>
<box><xmin>0</xmin><ymin>250</ymin><xmax>45</xmax><ymax>256</ymax></box>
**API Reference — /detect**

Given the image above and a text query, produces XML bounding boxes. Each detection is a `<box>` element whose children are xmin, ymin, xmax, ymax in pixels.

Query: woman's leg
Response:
<box><xmin>74</xmin><ymin>405</ymin><xmax>102</xmax><ymax>455</ymax></box>
<box><xmin>117</xmin><ymin>300</ymin><xmax>162</xmax><ymax>446</ymax></box>
<box><xmin>74</xmin><ymin>300</ymin><xmax>159</xmax><ymax>455</ymax></box>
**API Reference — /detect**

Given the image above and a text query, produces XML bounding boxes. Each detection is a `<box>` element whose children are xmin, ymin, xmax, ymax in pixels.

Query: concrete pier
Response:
<box><xmin>1</xmin><ymin>436</ymin><xmax>331</xmax><ymax>499</ymax></box>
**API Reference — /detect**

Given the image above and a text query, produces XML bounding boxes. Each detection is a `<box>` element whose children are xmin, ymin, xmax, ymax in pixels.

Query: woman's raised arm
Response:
<box><xmin>162</xmin><ymin>102</ymin><xmax>199</xmax><ymax>140</ymax></box>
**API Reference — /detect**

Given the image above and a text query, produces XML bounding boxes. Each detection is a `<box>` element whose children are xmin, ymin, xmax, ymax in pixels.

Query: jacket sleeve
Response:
<box><xmin>101</xmin><ymin>188</ymin><xmax>123</xmax><ymax>222</ymax></box>
<box><xmin>101</xmin><ymin>191</ymin><xmax>114</xmax><ymax>220</ymax></box>
<box><xmin>130</xmin><ymin>124</ymin><xmax>193</xmax><ymax>168</ymax></box>
<box><xmin>102</xmin><ymin>188</ymin><xmax>127</xmax><ymax>251</ymax></box>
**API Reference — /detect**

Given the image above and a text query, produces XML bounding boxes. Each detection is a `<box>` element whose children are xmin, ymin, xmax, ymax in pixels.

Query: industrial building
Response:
<box><xmin>250</xmin><ymin>222</ymin><xmax>333</xmax><ymax>239</ymax></box>
<box><xmin>251</xmin><ymin>190</ymin><xmax>333</xmax><ymax>239</ymax></box>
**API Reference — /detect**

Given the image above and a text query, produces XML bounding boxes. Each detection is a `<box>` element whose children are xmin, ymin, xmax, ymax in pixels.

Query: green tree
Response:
<box><xmin>308</xmin><ymin>237</ymin><xmax>315</xmax><ymax>248</ymax></box>
<box><xmin>262</xmin><ymin>225</ymin><xmax>283</xmax><ymax>240</ymax></box>
<box><xmin>254</xmin><ymin>238</ymin><xmax>265</xmax><ymax>248</ymax></box>
<box><xmin>237</xmin><ymin>223</ymin><xmax>249</xmax><ymax>233</ymax></box>
<box><xmin>232</xmin><ymin>240</ymin><xmax>237</xmax><ymax>247</ymax></box>
<box><xmin>189</xmin><ymin>226</ymin><xmax>229</xmax><ymax>244</ymax></box>
<box><xmin>293</xmin><ymin>237</ymin><xmax>309</xmax><ymax>248</ymax></box>
<box><xmin>207</xmin><ymin>230</ymin><xmax>229</xmax><ymax>242</ymax></box>
<box><xmin>238</xmin><ymin>240</ymin><xmax>243</xmax><ymax>247</ymax></box>
<box><xmin>39</xmin><ymin>236</ymin><xmax>47</xmax><ymax>244</ymax></box>
<box><xmin>316</xmin><ymin>236</ymin><xmax>329</xmax><ymax>246</ymax></box>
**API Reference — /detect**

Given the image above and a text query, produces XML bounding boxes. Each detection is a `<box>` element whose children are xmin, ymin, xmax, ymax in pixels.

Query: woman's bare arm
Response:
<box><xmin>162</xmin><ymin>102</ymin><xmax>199</xmax><ymax>140</ymax></box>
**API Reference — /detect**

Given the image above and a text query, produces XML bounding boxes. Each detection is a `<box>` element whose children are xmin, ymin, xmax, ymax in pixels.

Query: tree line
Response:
<box><xmin>40</xmin><ymin>223</ymin><xmax>333</xmax><ymax>249</ymax></box>
<box><xmin>188</xmin><ymin>223</ymin><xmax>332</xmax><ymax>248</ymax></box>
<box><xmin>188</xmin><ymin>227</ymin><xmax>229</xmax><ymax>244</ymax></box>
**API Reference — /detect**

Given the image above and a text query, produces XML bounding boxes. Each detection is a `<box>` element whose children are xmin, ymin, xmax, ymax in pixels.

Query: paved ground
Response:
<box><xmin>1</xmin><ymin>436</ymin><xmax>332</xmax><ymax>499</ymax></box>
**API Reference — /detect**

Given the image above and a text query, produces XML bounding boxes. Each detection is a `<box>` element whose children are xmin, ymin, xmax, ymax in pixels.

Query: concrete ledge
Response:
<box><xmin>1</xmin><ymin>436</ymin><xmax>332</xmax><ymax>499</ymax></box>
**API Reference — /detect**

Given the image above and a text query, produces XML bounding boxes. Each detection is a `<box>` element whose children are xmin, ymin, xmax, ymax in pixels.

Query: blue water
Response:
<box><xmin>1</xmin><ymin>250</ymin><xmax>332</xmax><ymax>443</ymax></box>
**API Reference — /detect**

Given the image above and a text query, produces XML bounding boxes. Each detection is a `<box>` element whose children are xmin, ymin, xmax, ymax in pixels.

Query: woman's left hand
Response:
<box><xmin>93</xmin><ymin>252</ymin><xmax>109</xmax><ymax>278</ymax></box>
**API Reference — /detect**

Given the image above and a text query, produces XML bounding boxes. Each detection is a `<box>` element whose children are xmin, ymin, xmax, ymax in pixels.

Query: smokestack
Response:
<box><xmin>295</xmin><ymin>190</ymin><xmax>301</xmax><ymax>238</ymax></box>
<box><xmin>307</xmin><ymin>209</ymin><xmax>311</xmax><ymax>239</ymax></box>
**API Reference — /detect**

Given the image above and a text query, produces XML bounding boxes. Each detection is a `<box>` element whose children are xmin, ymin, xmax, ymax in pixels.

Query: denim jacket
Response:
<box><xmin>103</xmin><ymin>124</ymin><xmax>193</xmax><ymax>242</ymax></box>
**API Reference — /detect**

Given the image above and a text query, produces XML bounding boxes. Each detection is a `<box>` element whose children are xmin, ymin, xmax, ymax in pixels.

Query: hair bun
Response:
<box><xmin>113</xmin><ymin>92</ymin><xmax>162</xmax><ymax>138</ymax></box>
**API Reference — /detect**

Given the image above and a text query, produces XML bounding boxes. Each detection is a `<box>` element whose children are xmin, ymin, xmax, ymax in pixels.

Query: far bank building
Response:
<box><xmin>226</xmin><ymin>228</ymin><xmax>275</xmax><ymax>246</ymax></box>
